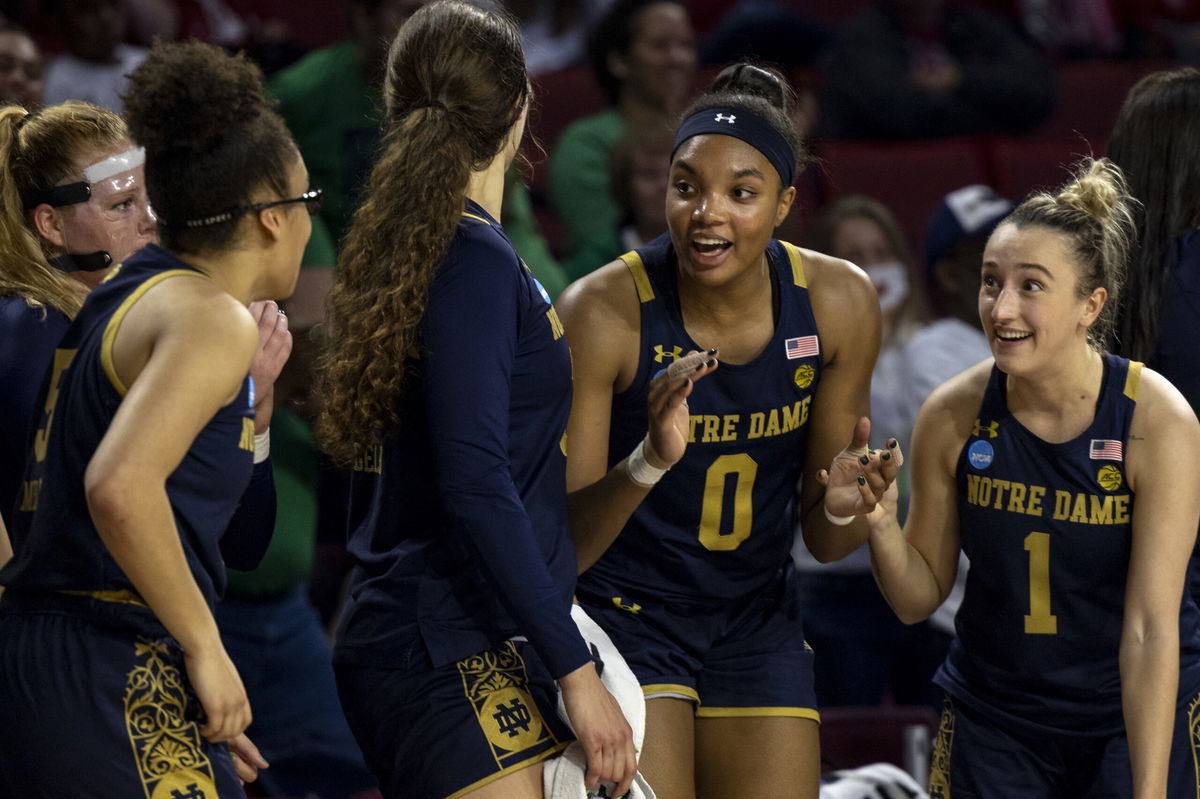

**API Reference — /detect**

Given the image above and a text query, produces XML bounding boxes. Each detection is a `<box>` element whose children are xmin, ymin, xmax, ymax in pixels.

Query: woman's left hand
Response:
<box><xmin>228</xmin><ymin>733</ymin><xmax>269</xmax><ymax>784</ymax></box>
<box><xmin>816</xmin><ymin>416</ymin><xmax>903</xmax><ymax>518</ymax></box>
<box><xmin>248</xmin><ymin>300</ymin><xmax>293</xmax><ymax>433</ymax></box>
<box><xmin>644</xmin><ymin>349</ymin><xmax>718</xmax><ymax>469</ymax></box>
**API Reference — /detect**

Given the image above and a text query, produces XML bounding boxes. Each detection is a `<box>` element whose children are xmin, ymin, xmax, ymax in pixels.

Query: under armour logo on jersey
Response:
<box><xmin>714</xmin><ymin>113</ymin><xmax>736</xmax><ymax>124</ymax></box>
<box><xmin>972</xmin><ymin>419</ymin><xmax>1000</xmax><ymax>438</ymax></box>
<box><xmin>612</xmin><ymin>597</ymin><xmax>642</xmax><ymax>614</ymax></box>
<box><xmin>653</xmin><ymin>344</ymin><xmax>683</xmax><ymax>363</ymax></box>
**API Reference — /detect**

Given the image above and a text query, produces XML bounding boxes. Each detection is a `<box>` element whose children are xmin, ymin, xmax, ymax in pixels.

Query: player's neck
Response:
<box><xmin>1005</xmin><ymin>345</ymin><xmax>1103</xmax><ymax>440</ymax></box>
<box><xmin>465</xmin><ymin>157</ymin><xmax>507</xmax><ymax>222</ymax></box>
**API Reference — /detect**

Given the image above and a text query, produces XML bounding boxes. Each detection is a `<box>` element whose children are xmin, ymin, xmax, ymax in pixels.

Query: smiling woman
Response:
<box><xmin>557</xmin><ymin>62</ymin><xmax>886</xmax><ymax>799</ymax></box>
<box><xmin>863</xmin><ymin>158</ymin><xmax>1200</xmax><ymax>797</ymax></box>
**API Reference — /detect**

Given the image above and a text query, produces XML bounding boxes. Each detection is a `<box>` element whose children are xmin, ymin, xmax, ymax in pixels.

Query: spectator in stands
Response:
<box><xmin>0</xmin><ymin>25</ymin><xmax>42</xmax><ymax>108</ymax></box>
<box><xmin>792</xmin><ymin>196</ymin><xmax>946</xmax><ymax>709</ymax></box>
<box><xmin>506</xmin><ymin>0</ymin><xmax>613</xmax><ymax>76</ymax></box>
<box><xmin>563</xmin><ymin>126</ymin><xmax>672</xmax><ymax>280</ymax></box>
<box><xmin>41</xmin><ymin>0</ymin><xmax>146</xmax><ymax>112</ymax></box>
<box><xmin>548</xmin><ymin>0</ymin><xmax>695</xmax><ymax>264</ymax></box>
<box><xmin>818</xmin><ymin>0</ymin><xmax>1054</xmax><ymax>139</ymax></box>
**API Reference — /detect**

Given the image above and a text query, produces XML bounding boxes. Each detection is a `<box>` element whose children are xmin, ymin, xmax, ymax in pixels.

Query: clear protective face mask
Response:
<box><xmin>53</xmin><ymin>147</ymin><xmax>155</xmax><ymax>272</ymax></box>
<box><xmin>862</xmin><ymin>260</ymin><xmax>910</xmax><ymax>314</ymax></box>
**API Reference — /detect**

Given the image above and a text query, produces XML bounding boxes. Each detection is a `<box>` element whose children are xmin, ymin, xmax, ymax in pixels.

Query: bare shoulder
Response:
<box><xmin>124</xmin><ymin>274</ymin><xmax>257</xmax><ymax>356</ymax></box>
<box><xmin>1130</xmin><ymin>365</ymin><xmax>1200</xmax><ymax>441</ymax></box>
<box><xmin>557</xmin><ymin>257</ymin><xmax>640</xmax><ymax>333</ymax></box>
<box><xmin>917</xmin><ymin>358</ymin><xmax>993</xmax><ymax>443</ymax></box>
<box><xmin>796</xmin><ymin>248</ymin><xmax>876</xmax><ymax>311</ymax></box>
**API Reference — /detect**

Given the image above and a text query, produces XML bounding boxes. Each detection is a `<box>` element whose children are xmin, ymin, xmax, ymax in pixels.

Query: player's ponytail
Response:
<box><xmin>1006</xmin><ymin>157</ymin><xmax>1136</xmax><ymax>350</ymax></box>
<box><xmin>317</xmin><ymin>0</ymin><xmax>530</xmax><ymax>463</ymax></box>
<box><xmin>0</xmin><ymin>102</ymin><xmax>128</xmax><ymax>317</ymax></box>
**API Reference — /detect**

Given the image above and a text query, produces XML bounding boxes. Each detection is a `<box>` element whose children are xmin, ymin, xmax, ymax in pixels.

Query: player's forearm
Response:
<box><xmin>86</xmin><ymin>475</ymin><xmax>223</xmax><ymax>654</ymax></box>
<box><xmin>568</xmin><ymin>461</ymin><xmax>654</xmax><ymax>573</ymax></box>
<box><xmin>1120</xmin><ymin>625</ymin><xmax>1177</xmax><ymax>799</ymax></box>
<box><xmin>866</xmin><ymin>511</ymin><xmax>944</xmax><ymax>624</ymax></box>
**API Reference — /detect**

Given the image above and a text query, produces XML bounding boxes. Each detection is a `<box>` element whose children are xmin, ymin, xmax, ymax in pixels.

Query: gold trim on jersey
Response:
<box><xmin>60</xmin><ymin>589</ymin><xmax>147</xmax><ymax>607</ymax></box>
<box><xmin>1187</xmin><ymin>691</ymin><xmax>1200</xmax><ymax>793</ymax></box>
<box><xmin>125</xmin><ymin>638</ymin><xmax>218</xmax><ymax>799</ymax></box>
<box><xmin>620</xmin><ymin>251</ymin><xmax>655</xmax><ymax>303</ymax></box>
<box><xmin>781</xmin><ymin>241</ymin><xmax>807</xmax><ymax>288</ymax></box>
<box><xmin>444</xmin><ymin>742</ymin><xmax>569</xmax><ymax>799</ymax></box>
<box><xmin>928</xmin><ymin>695</ymin><xmax>955</xmax><ymax>798</ymax></box>
<box><xmin>100</xmin><ymin>270</ymin><xmax>207</xmax><ymax>397</ymax></box>
<box><xmin>696</xmin><ymin>706</ymin><xmax>820</xmax><ymax>722</ymax></box>
<box><xmin>457</xmin><ymin>641</ymin><xmax>559</xmax><ymax>770</ymax></box>
<box><xmin>642</xmin><ymin>683</ymin><xmax>700</xmax><ymax>703</ymax></box>
<box><xmin>462</xmin><ymin>212</ymin><xmax>491</xmax><ymax>225</ymax></box>
<box><xmin>1124</xmin><ymin>360</ymin><xmax>1143</xmax><ymax>401</ymax></box>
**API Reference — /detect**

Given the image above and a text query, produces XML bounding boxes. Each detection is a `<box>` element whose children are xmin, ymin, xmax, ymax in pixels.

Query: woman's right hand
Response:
<box><xmin>185</xmin><ymin>644</ymin><xmax>252</xmax><ymax>743</ymax></box>
<box><xmin>645</xmin><ymin>349</ymin><xmax>719</xmax><ymax>468</ymax></box>
<box><xmin>559</xmin><ymin>662</ymin><xmax>636</xmax><ymax>796</ymax></box>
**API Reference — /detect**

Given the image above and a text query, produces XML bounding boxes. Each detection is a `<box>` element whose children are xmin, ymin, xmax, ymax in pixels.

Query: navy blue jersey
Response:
<box><xmin>333</xmin><ymin>201</ymin><xmax>589</xmax><ymax>680</ymax></box>
<box><xmin>0</xmin><ymin>244</ymin><xmax>256</xmax><ymax>620</ymax></box>
<box><xmin>579</xmin><ymin>235</ymin><xmax>823</xmax><ymax>604</ymax></box>
<box><xmin>0</xmin><ymin>295</ymin><xmax>69</xmax><ymax>528</ymax></box>
<box><xmin>937</xmin><ymin>354</ymin><xmax>1200</xmax><ymax>735</ymax></box>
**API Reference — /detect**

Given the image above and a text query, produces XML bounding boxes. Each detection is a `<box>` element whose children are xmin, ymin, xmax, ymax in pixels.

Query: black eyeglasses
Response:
<box><xmin>178</xmin><ymin>188</ymin><xmax>323</xmax><ymax>229</ymax></box>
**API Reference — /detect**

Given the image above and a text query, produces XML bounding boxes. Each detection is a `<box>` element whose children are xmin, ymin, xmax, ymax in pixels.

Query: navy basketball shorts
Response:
<box><xmin>576</xmin><ymin>565</ymin><xmax>819</xmax><ymax>720</ymax></box>
<box><xmin>928</xmin><ymin>691</ymin><xmax>1200</xmax><ymax>798</ymax></box>
<box><xmin>334</xmin><ymin>639</ymin><xmax>574</xmax><ymax>799</ymax></box>
<box><xmin>0</xmin><ymin>606</ymin><xmax>243</xmax><ymax>799</ymax></box>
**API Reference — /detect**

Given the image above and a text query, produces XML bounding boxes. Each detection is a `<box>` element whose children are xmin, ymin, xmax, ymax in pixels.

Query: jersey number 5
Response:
<box><xmin>1024</xmin><ymin>531</ymin><xmax>1058</xmax><ymax>635</ymax></box>
<box><xmin>32</xmin><ymin>348</ymin><xmax>77</xmax><ymax>464</ymax></box>
<box><xmin>698</xmin><ymin>454</ymin><xmax>757</xmax><ymax>551</ymax></box>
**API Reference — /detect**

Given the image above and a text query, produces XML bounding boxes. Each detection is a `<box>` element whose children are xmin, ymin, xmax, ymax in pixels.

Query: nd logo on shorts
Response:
<box><xmin>967</xmin><ymin>439</ymin><xmax>994</xmax><ymax>470</ymax></box>
<box><xmin>1096</xmin><ymin>464</ymin><xmax>1123</xmax><ymax>492</ymax></box>
<box><xmin>458</xmin><ymin>642</ymin><xmax>557</xmax><ymax>768</ymax></box>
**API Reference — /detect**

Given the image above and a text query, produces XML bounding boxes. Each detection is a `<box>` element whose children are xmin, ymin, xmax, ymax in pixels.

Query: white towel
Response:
<box><xmin>543</xmin><ymin>604</ymin><xmax>657</xmax><ymax>799</ymax></box>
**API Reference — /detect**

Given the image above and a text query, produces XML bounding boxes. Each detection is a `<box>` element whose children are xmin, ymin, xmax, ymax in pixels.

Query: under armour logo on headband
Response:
<box><xmin>714</xmin><ymin>113</ymin><xmax>736</xmax><ymax>124</ymax></box>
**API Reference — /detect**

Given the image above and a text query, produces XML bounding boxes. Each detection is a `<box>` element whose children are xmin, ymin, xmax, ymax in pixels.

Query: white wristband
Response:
<box><xmin>824</xmin><ymin>505</ymin><xmax>855</xmax><ymax>526</ymax></box>
<box><xmin>253</xmin><ymin>431</ymin><xmax>271</xmax><ymax>464</ymax></box>
<box><xmin>625</xmin><ymin>438</ymin><xmax>669</xmax><ymax>488</ymax></box>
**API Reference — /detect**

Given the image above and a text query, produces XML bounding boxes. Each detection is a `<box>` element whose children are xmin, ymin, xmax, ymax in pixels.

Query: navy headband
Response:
<box><xmin>671</xmin><ymin>105</ymin><xmax>795</xmax><ymax>187</ymax></box>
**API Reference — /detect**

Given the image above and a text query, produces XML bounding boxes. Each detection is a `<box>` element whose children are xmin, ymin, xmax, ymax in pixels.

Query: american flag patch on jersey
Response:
<box><xmin>785</xmin><ymin>335</ymin><xmax>819</xmax><ymax>360</ymax></box>
<box><xmin>1090</xmin><ymin>439</ymin><xmax>1123</xmax><ymax>460</ymax></box>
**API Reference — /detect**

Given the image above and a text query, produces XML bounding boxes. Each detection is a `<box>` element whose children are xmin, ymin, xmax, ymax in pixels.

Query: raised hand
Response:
<box><xmin>816</xmin><ymin>417</ymin><xmax>903</xmax><ymax>519</ymax></box>
<box><xmin>644</xmin><ymin>349</ymin><xmax>718</xmax><ymax>469</ymax></box>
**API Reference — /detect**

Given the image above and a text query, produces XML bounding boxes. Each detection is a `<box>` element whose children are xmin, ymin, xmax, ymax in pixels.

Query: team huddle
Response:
<box><xmin>1</xmin><ymin>2</ymin><xmax>1200</xmax><ymax>799</ymax></box>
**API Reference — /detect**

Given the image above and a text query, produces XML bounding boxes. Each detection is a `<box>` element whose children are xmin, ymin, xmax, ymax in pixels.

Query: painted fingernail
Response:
<box><xmin>708</xmin><ymin>347</ymin><xmax>718</xmax><ymax>354</ymax></box>
<box><xmin>695</xmin><ymin>362</ymin><xmax>705</xmax><ymax>372</ymax></box>
<box><xmin>882</xmin><ymin>452</ymin><xmax>890</xmax><ymax>461</ymax></box>
<box><xmin>705</xmin><ymin>359</ymin><xmax>716</xmax><ymax>367</ymax></box>
<box><xmin>857</xmin><ymin>476</ymin><xmax>866</xmax><ymax>485</ymax></box>
<box><xmin>859</xmin><ymin>454</ymin><xmax>869</xmax><ymax>464</ymax></box>
<box><xmin>888</xmin><ymin>438</ymin><xmax>898</xmax><ymax>448</ymax></box>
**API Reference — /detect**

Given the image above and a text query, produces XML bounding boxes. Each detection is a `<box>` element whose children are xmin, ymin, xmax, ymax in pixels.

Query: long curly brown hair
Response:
<box><xmin>315</xmin><ymin>0</ymin><xmax>529</xmax><ymax>463</ymax></box>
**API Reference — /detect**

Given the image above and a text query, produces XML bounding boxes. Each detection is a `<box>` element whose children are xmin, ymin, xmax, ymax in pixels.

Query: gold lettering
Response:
<box><xmin>1089</xmin><ymin>495</ymin><xmax>1113</xmax><ymax>525</ymax></box>
<box><xmin>1053</xmin><ymin>490</ymin><xmax>1072</xmax><ymax>520</ymax></box>
<box><xmin>33</xmin><ymin>349</ymin><xmax>77</xmax><ymax>464</ymax></box>
<box><xmin>977</xmin><ymin>477</ymin><xmax>993</xmax><ymax>508</ymax></box>
<box><xmin>1069</xmin><ymin>493</ymin><xmax>1089</xmax><ymax>523</ymax></box>
<box><xmin>764</xmin><ymin>409</ymin><xmax>781</xmax><ymax>437</ymax></box>
<box><xmin>748</xmin><ymin>412</ymin><xmax>765</xmax><ymax>439</ymax></box>
<box><xmin>721</xmin><ymin>414</ymin><xmax>738</xmax><ymax>442</ymax></box>
<box><xmin>19</xmin><ymin>479</ymin><xmax>40</xmax><ymax>512</ymax></box>
<box><xmin>687</xmin><ymin>415</ymin><xmax>700</xmax><ymax>444</ymax></box>
<box><xmin>798</xmin><ymin>395</ymin><xmax>811</xmax><ymax>427</ymax></box>
<box><xmin>702</xmin><ymin>415</ymin><xmax>720</xmax><ymax>443</ymax></box>
<box><xmin>238</xmin><ymin>417</ymin><xmax>255</xmax><ymax>452</ymax></box>
<box><xmin>1006</xmin><ymin>482</ymin><xmax>1027</xmax><ymax>514</ymax></box>
<box><xmin>966</xmin><ymin>474</ymin><xmax>981</xmax><ymax>506</ymax></box>
<box><xmin>782</xmin><ymin>401</ymin><xmax>801</xmax><ymax>433</ymax></box>
<box><xmin>1027</xmin><ymin>485</ymin><xmax>1045</xmax><ymax>516</ymax></box>
<box><xmin>990</xmin><ymin>479</ymin><xmax>1011</xmax><ymax>510</ymax></box>
<box><xmin>354</xmin><ymin>444</ymin><xmax>384</xmax><ymax>475</ymax></box>
<box><xmin>546</xmin><ymin>307</ymin><xmax>565</xmax><ymax>340</ymax></box>
<box><xmin>1114</xmin><ymin>495</ymin><xmax>1131</xmax><ymax>524</ymax></box>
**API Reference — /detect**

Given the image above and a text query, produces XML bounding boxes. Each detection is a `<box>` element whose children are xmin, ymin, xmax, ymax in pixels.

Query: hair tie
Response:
<box><xmin>414</xmin><ymin>99</ymin><xmax>447</xmax><ymax>111</ymax></box>
<box><xmin>14</xmin><ymin>111</ymin><xmax>34</xmax><ymax>133</ymax></box>
<box><xmin>672</xmin><ymin>105</ymin><xmax>796</xmax><ymax>187</ymax></box>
